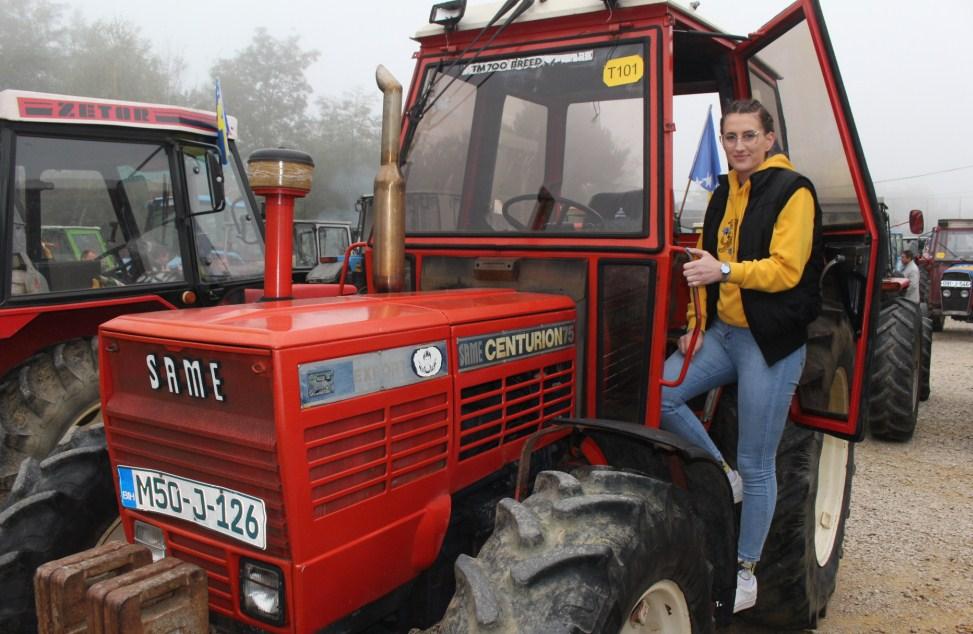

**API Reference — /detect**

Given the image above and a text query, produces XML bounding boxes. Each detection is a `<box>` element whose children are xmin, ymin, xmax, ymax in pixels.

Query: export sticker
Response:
<box><xmin>462</xmin><ymin>50</ymin><xmax>594</xmax><ymax>76</ymax></box>
<box><xmin>603</xmin><ymin>55</ymin><xmax>644</xmax><ymax>87</ymax></box>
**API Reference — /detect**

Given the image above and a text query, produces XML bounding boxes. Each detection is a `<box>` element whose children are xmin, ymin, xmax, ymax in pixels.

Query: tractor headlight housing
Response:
<box><xmin>240</xmin><ymin>559</ymin><xmax>285</xmax><ymax>626</ymax></box>
<box><xmin>133</xmin><ymin>520</ymin><xmax>166</xmax><ymax>561</ymax></box>
<box><xmin>962</xmin><ymin>290</ymin><xmax>970</xmax><ymax>298</ymax></box>
<box><xmin>942</xmin><ymin>288</ymin><xmax>952</xmax><ymax>298</ymax></box>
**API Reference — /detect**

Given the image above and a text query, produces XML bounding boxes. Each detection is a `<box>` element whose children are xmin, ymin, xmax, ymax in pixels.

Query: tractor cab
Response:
<box><xmin>398</xmin><ymin>0</ymin><xmax>883</xmax><ymax>437</ymax></box>
<box><xmin>1</xmin><ymin>90</ymin><xmax>265</xmax><ymax>309</ymax></box>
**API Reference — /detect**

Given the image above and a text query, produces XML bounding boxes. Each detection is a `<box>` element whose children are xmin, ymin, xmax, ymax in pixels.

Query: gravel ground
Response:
<box><xmin>730</xmin><ymin>321</ymin><xmax>973</xmax><ymax>633</ymax></box>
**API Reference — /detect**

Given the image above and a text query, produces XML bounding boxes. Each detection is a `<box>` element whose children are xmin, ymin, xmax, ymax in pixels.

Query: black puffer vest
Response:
<box><xmin>701</xmin><ymin>167</ymin><xmax>824</xmax><ymax>365</ymax></box>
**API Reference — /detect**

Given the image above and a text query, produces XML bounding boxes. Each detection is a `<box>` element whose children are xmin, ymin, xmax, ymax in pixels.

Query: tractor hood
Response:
<box><xmin>99</xmin><ymin>288</ymin><xmax>574</xmax><ymax>349</ymax></box>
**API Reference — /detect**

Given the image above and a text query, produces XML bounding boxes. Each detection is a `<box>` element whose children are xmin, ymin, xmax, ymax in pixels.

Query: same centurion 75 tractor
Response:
<box><xmin>29</xmin><ymin>1</ymin><xmax>896</xmax><ymax>632</ymax></box>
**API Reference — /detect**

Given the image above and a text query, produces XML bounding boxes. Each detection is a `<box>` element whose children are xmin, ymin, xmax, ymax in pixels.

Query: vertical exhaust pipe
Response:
<box><xmin>373</xmin><ymin>65</ymin><xmax>405</xmax><ymax>293</ymax></box>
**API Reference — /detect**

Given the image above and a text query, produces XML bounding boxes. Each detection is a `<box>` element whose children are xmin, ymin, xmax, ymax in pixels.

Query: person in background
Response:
<box><xmin>660</xmin><ymin>99</ymin><xmax>823</xmax><ymax>613</ymax></box>
<box><xmin>900</xmin><ymin>250</ymin><xmax>920</xmax><ymax>303</ymax></box>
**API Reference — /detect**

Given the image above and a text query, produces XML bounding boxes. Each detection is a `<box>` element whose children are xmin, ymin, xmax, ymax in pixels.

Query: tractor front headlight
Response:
<box><xmin>942</xmin><ymin>289</ymin><xmax>952</xmax><ymax>298</ymax></box>
<box><xmin>133</xmin><ymin>520</ymin><xmax>166</xmax><ymax>561</ymax></box>
<box><xmin>240</xmin><ymin>559</ymin><xmax>285</xmax><ymax>626</ymax></box>
<box><xmin>962</xmin><ymin>290</ymin><xmax>970</xmax><ymax>298</ymax></box>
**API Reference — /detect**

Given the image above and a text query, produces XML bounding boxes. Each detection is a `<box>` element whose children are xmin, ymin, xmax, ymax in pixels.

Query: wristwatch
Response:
<box><xmin>720</xmin><ymin>262</ymin><xmax>731</xmax><ymax>282</ymax></box>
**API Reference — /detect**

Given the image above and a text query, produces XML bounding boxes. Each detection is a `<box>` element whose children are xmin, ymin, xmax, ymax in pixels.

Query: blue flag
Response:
<box><xmin>689</xmin><ymin>106</ymin><xmax>721</xmax><ymax>192</ymax></box>
<box><xmin>215</xmin><ymin>79</ymin><xmax>230</xmax><ymax>165</ymax></box>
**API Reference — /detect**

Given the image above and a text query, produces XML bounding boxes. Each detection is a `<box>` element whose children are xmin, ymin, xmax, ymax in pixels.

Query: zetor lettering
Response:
<box><xmin>145</xmin><ymin>354</ymin><xmax>225</xmax><ymax>401</ymax></box>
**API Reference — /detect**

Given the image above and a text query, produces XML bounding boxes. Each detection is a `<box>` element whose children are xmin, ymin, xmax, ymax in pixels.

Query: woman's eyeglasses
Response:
<box><xmin>721</xmin><ymin>131</ymin><xmax>764</xmax><ymax>146</ymax></box>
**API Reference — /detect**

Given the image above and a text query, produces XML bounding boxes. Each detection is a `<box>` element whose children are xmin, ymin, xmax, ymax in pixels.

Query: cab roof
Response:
<box><xmin>414</xmin><ymin>0</ymin><xmax>722</xmax><ymax>38</ymax></box>
<box><xmin>0</xmin><ymin>89</ymin><xmax>238</xmax><ymax>139</ymax></box>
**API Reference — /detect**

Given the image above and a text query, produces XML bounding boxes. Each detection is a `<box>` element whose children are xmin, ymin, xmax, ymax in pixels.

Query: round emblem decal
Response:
<box><xmin>412</xmin><ymin>346</ymin><xmax>443</xmax><ymax>378</ymax></box>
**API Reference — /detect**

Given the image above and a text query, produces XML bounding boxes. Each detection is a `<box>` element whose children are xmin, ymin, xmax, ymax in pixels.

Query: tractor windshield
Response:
<box><xmin>403</xmin><ymin>42</ymin><xmax>647</xmax><ymax>237</ymax></box>
<box><xmin>938</xmin><ymin>231</ymin><xmax>973</xmax><ymax>260</ymax></box>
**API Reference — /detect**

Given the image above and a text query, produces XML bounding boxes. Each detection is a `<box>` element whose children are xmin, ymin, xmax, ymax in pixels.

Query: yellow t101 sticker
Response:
<box><xmin>603</xmin><ymin>55</ymin><xmax>644</xmax><ymax>87</ymax></box>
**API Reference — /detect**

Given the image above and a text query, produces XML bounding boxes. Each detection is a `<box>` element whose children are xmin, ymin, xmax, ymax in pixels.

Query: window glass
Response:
<box><xmin>10</xmin><ymin>136</ymin><xmax>184</xmax><ymax>295</ymax></box>
<box><xmin>404</xmin><ymin>42</ymin><xmax>648</xmax><ymax>236</ymax></box>
<box><xmin>184</xmin><ymin>148</ymin><xmax>264</xmax><ymax>282</ymax></box>
<box><xmin>487</xmin><ymin>96</ymin><xmax>547</xmax><ymax>231</ymax></box>
<box><xmin>748</xmin><ymin>21</ymin><xmax>859</xmax><ymax>226</ymax></box>
<box><xmin>318</xmin><ymin>225</ymin><xmax>351</xmax><ymax>257</ymax></box>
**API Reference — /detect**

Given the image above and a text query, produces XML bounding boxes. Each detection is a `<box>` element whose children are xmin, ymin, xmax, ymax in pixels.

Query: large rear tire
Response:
<box><xmin>919</xmin><ymin>304</ymin><xmax>932</xmax><ymax>402</ymax></box>
<box><xmin>745</xmin><ymin>426</ymin><xmax>854</xmax><ymax>629</ymax></box>
<box><xmin>868</xmin><ymin>298</ymin><xmax>921</xmax><ymax>441</ymax></box>
<box><xmin>0</xmin><ymin>338</ymin><xmax>101</xmax><ymax>499</ymax></box>
<box><xmin>0</xmin><ymin>424</ymin><xmax>117</xmax><ymax>634</ymax></box>
<box><xmin>433</xmin><ymin>467</ymin><xmax>714</xmax><ymax>633</ymax></box>
<box><xmin>709</xmin><ymin>322</ymin><xmax>854</xmax><ymax>630</ymax></box>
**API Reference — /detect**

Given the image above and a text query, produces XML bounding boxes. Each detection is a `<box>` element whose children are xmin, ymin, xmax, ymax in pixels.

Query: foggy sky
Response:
<box><xmin>56</xmin><ymin>0</ymin><xmax>973</xmax><ymax>230</ymax></box>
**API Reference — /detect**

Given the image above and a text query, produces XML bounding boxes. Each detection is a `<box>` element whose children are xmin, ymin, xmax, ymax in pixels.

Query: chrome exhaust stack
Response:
<box><xmin>373</xmin><ymin>65</ymin><xmax>406</xmax><ymax>293</ymax></box>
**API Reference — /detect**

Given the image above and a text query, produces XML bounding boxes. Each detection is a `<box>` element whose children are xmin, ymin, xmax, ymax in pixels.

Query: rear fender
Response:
<box><xmin>517</xmin><ymin>418</ymin><xmax>737</xmax><ymax>624</ymax></box>
<box><xmin>0</xmin><ymin>297</ymin><xmax>174</xmax><ymax>377</ymax></box>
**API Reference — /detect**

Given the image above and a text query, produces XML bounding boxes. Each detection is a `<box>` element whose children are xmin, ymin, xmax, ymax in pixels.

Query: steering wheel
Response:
<box><xmin>501</xmin><ymin>193</ymin><xmax>606</xmax><ymax>231</ymax></box>
<box><xmin>96</xmin><ymin>243</ymin><xmax>139</xmax><ymax>283</ymax></box>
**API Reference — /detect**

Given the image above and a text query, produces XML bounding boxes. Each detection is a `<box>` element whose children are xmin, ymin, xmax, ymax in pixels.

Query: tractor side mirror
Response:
<box><xmin>207</xmin><ymin>150</ymin><xmax>227</xmax><ymax>213</ymax></box>
<box><xmin>909</xmin><ymin>209</ymin><xmax>924</xmax><ymax>235</ymax></box>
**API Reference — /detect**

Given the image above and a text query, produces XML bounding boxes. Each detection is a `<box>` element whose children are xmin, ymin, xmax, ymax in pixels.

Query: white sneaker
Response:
<box><xmin>734</xmin><ymin>567</ymin><xmax>758</xmax><ymax>613</ymax></box>
<box><xmin>727</xmin><ymin>469</ymin><xmax>743</xmax><ymax>504</ymax></box>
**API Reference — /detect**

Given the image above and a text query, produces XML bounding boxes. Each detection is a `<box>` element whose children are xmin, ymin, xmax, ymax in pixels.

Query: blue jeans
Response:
<box><xmin>660</xmin><ymin>319</ymin><xmax>805</xmax><ymax>562</ymax></box>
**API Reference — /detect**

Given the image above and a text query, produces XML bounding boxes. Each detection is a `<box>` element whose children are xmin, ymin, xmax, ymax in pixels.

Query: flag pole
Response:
<box><xmin>676</xmin><ymin>105</ymin><xmax>712</xmax><ymax>231</ymax></box>
<box><xmin>676</xmin><ymin>177</ymin><xmax>692</xmax><ymax>231</ymax></box>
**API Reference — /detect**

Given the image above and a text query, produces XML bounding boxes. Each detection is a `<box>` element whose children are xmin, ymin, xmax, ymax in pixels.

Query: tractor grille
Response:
<box><xmin>166</xmin><ymin>530</ymin><xmax>234</xmax><ymax>614</ymax></box>
<box><xmin>108</xmin><ymin>413</ymin><xmax>288</xmax><ymax>559</ymax></box>
<box><xmin>941</xmin><ymin>272</ymin><xmax>972</xmax><ymax>312</ymax></box>
<box><xmin>304</xmin><ymin>388</ymin><xmax>450</xmax><ymax>518</ymax></box>
<box><xmin>458</xmin><ymin>360</ymin><xmax>574</xmax><ymax>461</ymax></box>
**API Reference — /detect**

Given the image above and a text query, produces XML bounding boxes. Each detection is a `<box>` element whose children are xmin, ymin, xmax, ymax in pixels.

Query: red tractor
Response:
<box><xmin>26</xmin><ymin>1</ymin><xmax>898</xmax><ymax>632</ymax></box>
<box><xmin>920</xmin><ymin>218</ymin><xmax>973</xmax><ymax>331</ymax></box>
<box><xmin>0</xmin><ymin>88</ymin><xmax>275</xmax><ymax>491</ymax></box>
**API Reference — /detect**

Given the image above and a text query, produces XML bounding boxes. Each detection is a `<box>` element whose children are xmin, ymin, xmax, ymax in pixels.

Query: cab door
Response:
<box><xmin>732</xmin><ymin>0</ymin><xmax>884</xmax><ymax>438</ymax></box>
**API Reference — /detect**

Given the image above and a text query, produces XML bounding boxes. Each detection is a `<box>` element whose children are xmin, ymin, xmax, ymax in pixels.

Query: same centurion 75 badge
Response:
<box><xmin>457</xmin><ymin>322</ymin><xmax>575</xmax><ymax>371</ymax></box>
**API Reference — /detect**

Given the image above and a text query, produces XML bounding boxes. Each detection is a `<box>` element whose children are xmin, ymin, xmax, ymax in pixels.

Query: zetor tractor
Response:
<box><xmin>0</xmin><ymin>89</ymin><xmax>268</xmax><ymax>605</ymax></box>
<box><xmin>30</xmin><ymin>1</ymin><xmax>897</xmax><ymax>632</ymax></box>
<box><xmin>921</xmin><ymin>218</ymin><xmax>973</xmax><ymax>331</ymax></box>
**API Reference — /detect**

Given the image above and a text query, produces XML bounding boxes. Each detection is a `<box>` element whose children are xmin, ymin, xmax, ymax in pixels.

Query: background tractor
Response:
<box><xmin>0</xmin><ymin>88</ymin><xmax>270</xmax><ymax>499</ymax></box>
<box><xmin>24</xmin><ymin>1</ymin><xmax>918</xmax><ymax>632</ymax></box>
<box><xmin>919</xmin><ymin>218</ymin><xmax>973</xmax><ymax>331</ymax></box>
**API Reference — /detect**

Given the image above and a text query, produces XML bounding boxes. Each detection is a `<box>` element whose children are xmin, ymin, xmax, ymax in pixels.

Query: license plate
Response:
<box><xmin>118</xmin><ymin>466</ymin><xmax>266</xmax><ymax>549</ymax></box>
<box><xmin>941</xmin><ymin>280</ymin><xmax>972</xmax><ymax>288</ymax></box>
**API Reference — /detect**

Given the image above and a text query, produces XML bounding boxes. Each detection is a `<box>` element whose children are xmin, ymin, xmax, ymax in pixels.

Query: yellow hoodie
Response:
<box><xmin>688</xmin><ymin>154</ymin><xmax>814</xmax><ymax>329</ymax></box>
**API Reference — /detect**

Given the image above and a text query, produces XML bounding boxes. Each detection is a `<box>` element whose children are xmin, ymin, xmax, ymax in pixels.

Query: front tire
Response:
<box><xmin>433</xmin><ymin>468</ymin><xmax>714</xmax><ymax>633</ymax></box>
<box><xmin>868</xmin><ymin>298</ymin><xmax>921</xmax><ymax>441</ymax></box>
<box><xmin>0</xmin><ymin>338</ymin><xmax>101</xmax><ymax>499</ymax></box>
<box><xmin>0</xmin><ymin>424</ymin><xmax>117</xmax><ymax>634</ymax></box>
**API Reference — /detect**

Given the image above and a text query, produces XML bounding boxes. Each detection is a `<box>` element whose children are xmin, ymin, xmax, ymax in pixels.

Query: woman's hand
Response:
<box><xmin>683</xmin><ymin>247</ymin><xmax>724</xmax><ymax>287</ymax></box>
<box><xmin>678</xmin><ymin>331</ymin><xmax>704</xmax><ymax>356</ymax></box>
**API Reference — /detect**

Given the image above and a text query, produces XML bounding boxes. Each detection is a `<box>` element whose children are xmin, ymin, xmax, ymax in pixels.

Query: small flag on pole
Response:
<box><xmin>215</xmin><ymin>79</ymin><xmax>230</xmax><ymax>165</ymax></box>
<box><xmin>688</xmin><ymin>105</ymin><xmax>721</xmax><ymax>192</ymax></box>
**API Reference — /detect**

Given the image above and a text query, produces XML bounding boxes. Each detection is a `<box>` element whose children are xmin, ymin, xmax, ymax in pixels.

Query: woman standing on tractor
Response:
<box><xmin>660</xmin><ymin>99</ymin><xmax>823</xmax><ymax>613</ymax></box>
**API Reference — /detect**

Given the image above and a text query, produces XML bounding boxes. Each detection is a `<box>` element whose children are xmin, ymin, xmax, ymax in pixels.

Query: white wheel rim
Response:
<box><xmin>96</xmin><ymin>517</ymin><xmax>125</xmax><ymax>546</ymax></box>
<box><xmin>815</xmin><ymin>365</ymin><xmax>850</xmax><ymax>566</ymax></box>
<box><xmin>619</xmin><ymin>579</ymin><xmax>691</xmax><ymax>634</ymax></box>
